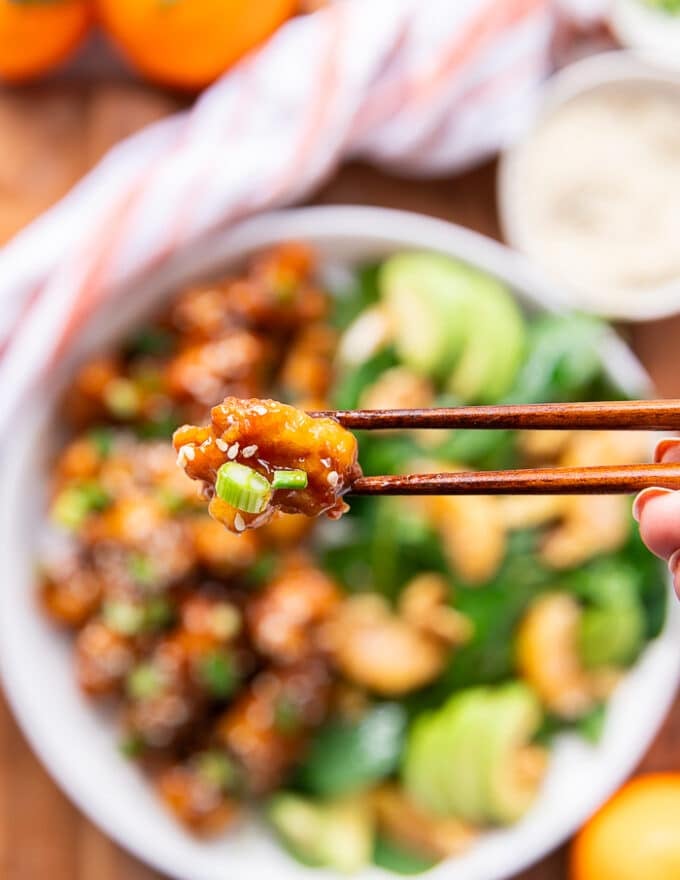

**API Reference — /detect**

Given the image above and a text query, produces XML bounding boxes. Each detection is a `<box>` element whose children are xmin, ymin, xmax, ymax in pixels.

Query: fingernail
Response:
<box><xmin>671</xmin><ymin>556</ymin><xmax>680</xmax><ymax>601</ymax></box>
<box><xmin>632</xmin><ymin>487</ymin><xmax>673</xmax><ymax>522</ymax></box>
<box><xmin>654</xmin><ymin>437</ymin><xmax>680</xmax><ymax>463</ymax></box>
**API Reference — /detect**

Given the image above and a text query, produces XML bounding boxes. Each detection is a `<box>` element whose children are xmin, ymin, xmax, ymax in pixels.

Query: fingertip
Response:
<box><xmin>632</xmin><ymin>487</ymin><xmax>672</xmax><ymax>523</ymax></box>
<box><xmin>636</xmin><ymin>488</ymin><xmax>680</xmax><ymax>561</ymax></box>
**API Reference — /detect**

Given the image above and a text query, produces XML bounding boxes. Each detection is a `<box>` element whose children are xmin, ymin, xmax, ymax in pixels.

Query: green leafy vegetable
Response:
<box><xmin>332</xmin><ymin>347</ymin><xmax>398</xmax><ymax>412</ymax></box>
<box><xmin>332</xmin><ymin>264</ymin><xmax>380</xmax><ymax>331</ymax></box>
<box><xmin>295</xmin><ymin>703</ymin><xmax>407</xmax><ymax>798</ymax></box>
<box><xmin>373</xmin><ymin>836</ymin><xmax>439</xmax><ymax>875</ymax></box>
<box><xmin>506</xmin><ymin>314</ymin><xmax>607</xmax><ymax>404</ymax></box>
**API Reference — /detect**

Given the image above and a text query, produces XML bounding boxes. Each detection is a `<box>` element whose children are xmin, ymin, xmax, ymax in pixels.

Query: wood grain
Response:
<box><xmin>0</xmin><ymin>129</ymin><xmax>677</xmax><ymax>880</ymax></box>
<box><xmin>0</xmin><ymin>82</ymin><xmax>181</xmax><ymax>245</ymax></box>
<box><xmin>351</xmin><ymin>463</ymin><xmax>680</xmax><ymax>496</ymax></box>
<box><xmin>316</xmin><ymin>399</ymin><xmax>680</xmax><ymax>431</ymax></box>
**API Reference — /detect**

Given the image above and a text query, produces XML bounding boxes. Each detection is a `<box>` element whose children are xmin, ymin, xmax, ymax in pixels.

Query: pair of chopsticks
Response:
<box><xmin>310</xmin><ymin>400</ymin><xmax>680</xmax><ymax>496</ymax></box>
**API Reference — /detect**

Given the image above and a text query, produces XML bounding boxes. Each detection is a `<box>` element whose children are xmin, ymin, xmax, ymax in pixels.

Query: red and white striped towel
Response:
<box><xmin>0</xmin><ymin>0</ymin><xmax>602</xmax><ymax>425</ymax></box>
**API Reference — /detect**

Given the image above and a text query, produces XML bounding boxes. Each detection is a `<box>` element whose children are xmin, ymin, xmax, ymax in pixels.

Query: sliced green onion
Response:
<box><xmin>119</xmin><ymin>733</ymin><xmax>145</xmax><ymax>759</ymax></box>
<box><xmin>195</xmin><ymin>750</ymin><xmax>238</xmax><ymax>791</ymax></box>
<box><xmin>50</xmin><ymin>482</ymin><xmax>110</xmax><ymax>530</ymax></box>
<box><xmin>215</xmin><ymin>461</ymin><xmax>271</xmax><ymax>514</ymax></box>
<box><xmin>104</xmin><ymin>377</ymin><xmax>141</xmax><ymax>418</ymax></box>
<box><xmin>273</xmin><ymin>695</ymin><xmax>301</xmax><ymax>734</ymax></box>
<box><xmin>103</xmin><ymin>600</ymin><xmax>146</xmax><ymax>636</ymax></box>
<box><xmin>127</xmin><ymin>663</ymin><xmax>165</xmax><ymax>701</ymax></box>
<box><xmin>155</xmin><ymin>486</ymin><xmax>188</xmax><ymax>514</ymax></box>
<box><xmin>127</xmin><ymin>553</ymin><xmax>157</xmax><ymax>587</ymax></box>
<box><xmin>271</xmin><ymin>468</ymin><xmax>308</xmax><ymax>491</ymax></box>
<box><xmin>145</xmin><ymin>597</ymin><xmax>175</xmax><ymax>631</ymax></box>
<box><xmin>196</xmin><ymin>651</ymin><xmax>237</xmax><ymax>698</ymax></box>
<box><xmin>88</xmin><ymin>427</ymin><xmax>115</xmax><ymax>459</ymax></box>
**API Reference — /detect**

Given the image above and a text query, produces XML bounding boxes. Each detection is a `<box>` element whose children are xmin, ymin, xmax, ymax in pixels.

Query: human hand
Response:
<box><xmin>634</xmin><ymin>438</ymin><xmax>680</xmax><ymax>599</ymax></box>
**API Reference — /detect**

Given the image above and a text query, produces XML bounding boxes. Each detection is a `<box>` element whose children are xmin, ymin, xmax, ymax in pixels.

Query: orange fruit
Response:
<box><xmin>0</xmin><ymin>0</ymin><xmax>91</xmax><ymax>83</ymax></box>
<box><xmin>571</xmin><ymin>774</ymin><xmax>680</xmax><ymax>880</ymax></box>
<box><xmin>95</xmin><ymin>0</ymin><xmax>299</xmax><ymax>91</ymax></box>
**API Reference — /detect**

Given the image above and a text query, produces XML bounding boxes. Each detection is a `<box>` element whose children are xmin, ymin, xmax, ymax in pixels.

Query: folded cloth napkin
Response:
<box><xmin>0</xmin><ymin>0</ymin><xmax>597</xmax><ymax>425</ymax></box>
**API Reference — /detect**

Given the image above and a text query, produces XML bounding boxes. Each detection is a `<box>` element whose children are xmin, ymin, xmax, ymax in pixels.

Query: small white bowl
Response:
<box><xmin>498</xmin><ymin>50</ymin><xmax>680</xmax><ymax>321</ymax></box>
<box><xmin>1</xmin><ymin>206</ymin><xmax>678</xmax><ymax>880</ymax></box>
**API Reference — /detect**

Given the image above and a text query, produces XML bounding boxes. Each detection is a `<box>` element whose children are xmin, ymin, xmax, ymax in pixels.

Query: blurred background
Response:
<box><xmin>1</xmin><ymin>1</ymin><xmax>680</xmax><ymax>879</ymax></box>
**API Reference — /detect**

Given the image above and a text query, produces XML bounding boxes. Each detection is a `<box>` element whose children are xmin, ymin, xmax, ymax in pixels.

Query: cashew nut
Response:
<box><xmin>516</xmin><ymin>592</ymin><xmax>595</xmax><ymax>719</ymax></box>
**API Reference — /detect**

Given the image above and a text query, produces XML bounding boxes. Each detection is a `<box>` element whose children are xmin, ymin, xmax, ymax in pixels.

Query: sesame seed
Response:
<box><xmin>176</xmin><ymin>444</ymin><xmax>195</xmax><ymax>467</ymax></box>
<box><xmin>242</xmin><ymin>444</ymin><xmax>258</xmax><ymax>458</ymax></box>
<box><xmin>216</xmin><ymin>439</ymin><xmax>228</xmax><ymax>452</ymax></box>
<box><xmin>327</xmin><ymin>470</ymin><xmax>339</xmax><ymax>487</ymax></box>
<box><xmin>227</xmin><ymin>442</ymin><xmax>239</xmax><ymax>460</ymax></box>
<box><xmin>234</xmin><ymin>513</ymin><xmax>246</xmax><ymax>532</ymax></box>
<box><xmin>254</xmin><ymin>405</ymin><xmax>267</xmax><ymax>416</ymax></box>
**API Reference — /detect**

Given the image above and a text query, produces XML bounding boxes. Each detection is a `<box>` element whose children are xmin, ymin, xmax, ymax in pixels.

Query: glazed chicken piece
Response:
<box><xmin>247</xmin><ymin>555</ymin><xmax>342</xmax><ymax>664</ymax></box>
<box><xmin>156</xmin><ymin>751</ymin><xmax>240</xmax><ymax>836</ymax></box>
<box><xmin>165</xmin><ymin>331</ymin><xmax>267</xmax><ymax>408</ymax></box>
<box><xmin>216</xmin><ymin>659</ymin><xmax>332</xmax><ymax>795</ymax></box>
<box><xmin>75</xmin><ymin>619</ymin><xmax>137</xmax><ymax>696</ymax></box>
<box><xmin>121</xmin><ymin>594</ymin><xmax>249</xmax><ymax>749</ymax></box>
<box><xmin>169</xmin><ymin>243</ymin><xmax>327</xmax><ymax>341</ymax></box>
<box><xmin>173</xmin><ymin>398</ymin><xmax>361</xmax><ymax>533</ymax></box>
<box><xmin>41</xmin><ymin>553</ymin><xmax>103</xmax><ymax>628</ymax></box>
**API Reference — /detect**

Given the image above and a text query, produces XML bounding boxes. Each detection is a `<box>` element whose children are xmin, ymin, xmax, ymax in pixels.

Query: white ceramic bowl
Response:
<box><xmin>498</xmin><ymin>50</ymin><xmax>680</xmax><ymax>321</ymax></box>
<box><xmin>1</xmin><ymin>206</ymin><xmax>679</xmax><ymax>880</ymax></box>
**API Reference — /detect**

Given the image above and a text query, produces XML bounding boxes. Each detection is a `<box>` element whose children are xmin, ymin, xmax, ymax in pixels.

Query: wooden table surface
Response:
<box><xmin>1</xmin><ymin>155</ymin><xmax>678</xmax><ymax>880</ymax></box>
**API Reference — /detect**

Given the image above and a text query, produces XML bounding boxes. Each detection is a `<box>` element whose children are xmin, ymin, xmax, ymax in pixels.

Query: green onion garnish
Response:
<box><xmin>88</xmin><ymin>427</ymin><xmax>115</xmax><ymax>459</ymax></box>
<box><xmin>271</xmin><ymin>469</ymin><xmax>308</xmax><ymax>491</ymax></box>
<box><xmin>195</xmin><ymin>750</ymin><xmax>238</xmax><ymax>791</ymax></box>
<box><xmin>196</xmin><ymin>651</ymin><xmax>237</xmax><ymax>698</ymax></box>
<box><xmin>104</xmin><ymin>377</ymin><xmax>141</xmax><ymax>419</ymax></box>
<box><xmin>126</xmin><ymin>663</ymin><xmax>165</xmax><ymax>701</ymax></box>
<box><xmin>119</xmin><ymin>733</ymin><xmax>145</xmax><ymax>759</ymax></box>
<box><xmin>127</xmin><ymin>553</ymin><xmax>157</xmax><ymax>587</ymax></box>
<box><xmin>273</xmin><ymin>695</ymin><xmax>301</xmax><ymax>734</ymax></box>
<box><xmin>50</xmin><ymin>482</ymin><xmax>110</xmax><ymax>530</ymax></box>
<box><xmin>215</xmin><ymin>461</ymin><xmax>271</xmax><ymax>514</ymax></box>
<box><xmin>103</xmin><ymin>600</ymin><xmax>146</xmax><ymax>636</ymax></box>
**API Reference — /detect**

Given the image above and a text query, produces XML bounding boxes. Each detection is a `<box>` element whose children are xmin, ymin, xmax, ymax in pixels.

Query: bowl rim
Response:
<box><xmin>497</xmin><ymin>49</ymin><xmax>680</xmax><ymax>321</ymax></box>
<box><xmin>1</xmin><ymin>204</ymin><xmax>678</xmax><ymax>880</ymax></box>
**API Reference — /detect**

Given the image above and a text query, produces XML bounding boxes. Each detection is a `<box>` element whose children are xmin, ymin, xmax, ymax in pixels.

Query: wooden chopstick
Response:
<box><xmin>350</xmin><ymin>463</ymin><xmax>680</xmax><ymax>496</ymax></box>
<box><xmin>311</xmin><ymin>400</ymin><xmax>680</xmax><ymax>431</ymax></box>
